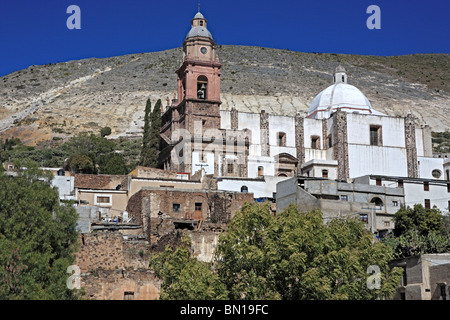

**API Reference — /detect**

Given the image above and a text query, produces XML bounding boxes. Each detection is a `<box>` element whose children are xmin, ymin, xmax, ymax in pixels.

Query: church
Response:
<box><xmin>158</xmin><ymin>11</ymin><xmax>447</xmax><ymax>185</ymax></box>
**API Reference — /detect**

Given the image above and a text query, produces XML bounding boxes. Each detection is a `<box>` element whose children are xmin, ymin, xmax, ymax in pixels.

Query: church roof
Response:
<box><xmin>193</xmin><ymin>12</ymin><xmax>205</xmax><ymax>19</ymax></box>
<box><xmin>307</xmin><ymin>83</ymin><xmax>378</xmax><ymax>119</ymax></box>
<box><xmin>307</xmin><ymin>66</ymin><xmax>386</xmax><ymax>119</ymax></box>
<box><xmin>186</xmin><ymin>11</ymin><xmax>212</xmax><ymax>40</ymax></box>
<box><xmin>186</xmin><ymin>26</ymin><xmax>213</xmax><ymax>40</ymax></box>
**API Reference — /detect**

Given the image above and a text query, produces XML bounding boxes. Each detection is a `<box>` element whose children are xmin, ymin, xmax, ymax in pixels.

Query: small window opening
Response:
<box><xmin>277</xmin><ymin>132</ymin><xmax>286</xmax><ymax>147</ymax></box>
<box><xmin>258</xmin><ymin>166</ymin><xmax>264</xmax><ymax>177</ymax></box>
<box><xmin>370</xmin><ymin>125</ymin><xmax>382</xmax><ymax>146</ymax></box>
<box><xmin>311</xmin><ymin>136</ymin><xmax>320</xmax><ymax>149</ymax></box>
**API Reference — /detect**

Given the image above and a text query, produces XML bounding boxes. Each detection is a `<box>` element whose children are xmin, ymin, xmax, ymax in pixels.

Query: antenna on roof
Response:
<box><xmin>198</xmin><ymin>1</ymin><xmax>201</xmax><ymax>12</ymax></box>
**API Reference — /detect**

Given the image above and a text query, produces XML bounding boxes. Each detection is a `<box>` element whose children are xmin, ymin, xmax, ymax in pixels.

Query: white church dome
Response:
<box><xmin>307</xmin><ymin>65</ymin><xmax>384</xmax><ymax>119</ymax></box>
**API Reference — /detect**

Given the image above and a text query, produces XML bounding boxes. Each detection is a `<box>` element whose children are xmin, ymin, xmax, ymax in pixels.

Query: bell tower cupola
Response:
<box><xmin>176</xmin><ymin>10</ymin><xmax>221</xmax><ymax>103</ymax></box>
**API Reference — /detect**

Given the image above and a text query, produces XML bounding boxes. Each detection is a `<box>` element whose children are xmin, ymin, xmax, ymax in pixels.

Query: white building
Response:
<box><xmin>217</xmin><ymin>66</ymin><xmax>445</xmax><ymax>182</ymax></box>
<box><xmin>354</xmin><ymin>175</ymin><xmax>450</xmax><ymax>214</ymax></box>
<box><xmin>160</xmin><ymin>12</ymin><xmax>448</xmax><ymax>209</ymax></box>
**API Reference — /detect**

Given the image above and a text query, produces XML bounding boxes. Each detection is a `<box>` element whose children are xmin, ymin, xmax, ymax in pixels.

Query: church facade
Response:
<box><xmin>158</xmin><ymin>11</ymin><xmax>446</xmax><ymax>184</ymax></box>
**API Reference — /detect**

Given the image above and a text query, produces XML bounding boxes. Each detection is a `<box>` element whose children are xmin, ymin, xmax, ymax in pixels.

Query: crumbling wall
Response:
<box><xmin>75</xmin><ymin>233</ymin><xmax>150</xmax><ymax>272</ymax></box>
<box><xmin>81</xmin><ymin>268</ymin><xmax>161</xmax><ymax>300</ymax></box>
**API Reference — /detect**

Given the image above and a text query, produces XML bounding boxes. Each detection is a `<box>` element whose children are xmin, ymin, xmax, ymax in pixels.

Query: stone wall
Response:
<box><xmin>81</xmin><ymin>268</ymin><xmax>161</xmax><ymax>300</ymax></box>
<box><xmin>405</xmin><ymin>113</ymin><xmax>419</xmax><ymax>178</ymax></box>
<box><xmin>74</xmin><ymin>232</ymin><xmax>160</xmax><ymax>300</ymax></box>
<box><xmin>332</xmin><ymin>110</ymin><xmax>349</xmax><ymax>180</ymax></box>
<box><xmin>75</xmin><ymin>233</ymin><xmax>127</xmax><ymax>273</ymax></box>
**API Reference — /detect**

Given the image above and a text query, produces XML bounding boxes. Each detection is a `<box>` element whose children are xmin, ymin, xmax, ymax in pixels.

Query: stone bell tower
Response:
<box><xmin>159</xmin><ymin>11</ymin><xmax>223</xmax><ymax>173</ymax></box>
<box><xmin>175</xmin><ymin>11</ymin><xmax>222</xmax><ymax>133</ymax></box>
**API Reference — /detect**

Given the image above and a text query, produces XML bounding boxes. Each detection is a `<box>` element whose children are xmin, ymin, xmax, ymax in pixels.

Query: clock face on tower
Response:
<box><xmin>200</xmin><ymin>47</ymin><xmax>208</xmax><ymax>54</ymax></box>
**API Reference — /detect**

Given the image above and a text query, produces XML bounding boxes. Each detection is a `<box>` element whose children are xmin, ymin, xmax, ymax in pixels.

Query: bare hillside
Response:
<box><xmin>0</xmin><ymin>45</ymin><xmax>448</xmax><ymax>145</ymax></box>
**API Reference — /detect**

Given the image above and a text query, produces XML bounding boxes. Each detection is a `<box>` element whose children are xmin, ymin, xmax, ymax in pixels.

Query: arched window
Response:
<box><xmin>258</xmin><ymin>166</ymin><xmax>264</xmax><ymax>177</ymax></box>
<box><xmin>197</xmin><ymin>75</ymin><xmax>208</xmax><ymax>100</ymax></box>
<box><xmin>371</xmin><ymin>197</ymin><xmax>383</xmax><ymax>207</ymax></box>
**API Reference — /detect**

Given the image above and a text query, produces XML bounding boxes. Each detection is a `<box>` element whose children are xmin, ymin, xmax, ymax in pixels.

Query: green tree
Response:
<box><xmin>0</xmin><ymin>161</ymin><xmax>80</xmax><ymax>299</ymax></box>
<box><xmin>384</xmin><ymin>205</ymin><xmax>450</xmax><ymax>259</ymax></box>
<box><xmin>215</xmin><ymin>203</ymin><xmax>403</xmax><ymax>300</ymax></box>
<box><xmin>68</xmin><ymin>154</ymin><xmax>95</xmax><ymax>174</ymax></box>
<box><xmin>140</xmin><ymin>99</ymin><xmax>161</xmax><ymax>168</ymax></box>
<box><xmin>150</xmin><ymin>235</ymin><xmax>228</xmax><ymax>300</ymax></box>
<box><xmin>393</xmin><ymin>204</ymin><xmax>442</xmax><ymax>237</ymax></box>
<box><xmin>63</xmin><ymin>132</ymin><xmax>115</xmax><ymax>174</ymax></box>
<box><xmin>101</xmin><ymin>153</ymin><xmax>128</xmax><ymax>175</ymax></box>
<box><xmin>151</xmin><ymin>202</ymin><xmax>403</xmax><ymax>300</ymax></box>
<box><xmin>100</xmin><ymin>126</ymin><xmax>112</xmax><ymax>137</ymax></box>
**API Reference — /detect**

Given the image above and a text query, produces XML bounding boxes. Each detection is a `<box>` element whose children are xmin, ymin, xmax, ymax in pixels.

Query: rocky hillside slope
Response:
<box><xmin>0</xmin><ymin>45</ymin><xmax>448</xmax><ymax>145</ymax></box>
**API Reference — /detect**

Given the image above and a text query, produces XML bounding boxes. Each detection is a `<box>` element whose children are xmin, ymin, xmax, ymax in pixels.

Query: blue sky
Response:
<box><xmin>0</xmin><ymin>0</ymin><xmax>449</xmax><ymax>76</ymax></box>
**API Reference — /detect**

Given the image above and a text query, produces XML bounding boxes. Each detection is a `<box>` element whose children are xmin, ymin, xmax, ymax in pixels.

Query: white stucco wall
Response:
<box><xmin>217</xmin><ymin>176</ymin><xmax>289</xmax><ymax>199</ymax></box>
<box><xmin>346</xmin><ymin>114</ymin><xmax>408</xmax><ymax>178</ymax></box>
<box><xmin>403</xmin><ymin>182</ymin><xmax>449</xmax><ymax>213</ymax></box>
<box><xmin>192</xmin><ymin>151</ymin><xmax>215</xmax><ymax>175</ymax></box>
<box><xmin>346</xmin><ymin>113</ymin><xmax>405</xmax><ymax>147</ymax></box>
<box><xmin>348</xmin><ymin>144</ymin><xmax>408</xmax><ymax>178</ymax></box>
<box><xmin>418</xmin><ymin>156</ymin><xmax>445</xmax><ymax>179</ymax></box>
<box><xmin>304</xmin><ymin>118</ymin><xmax>323</xmax><ymax>149</ymax></box>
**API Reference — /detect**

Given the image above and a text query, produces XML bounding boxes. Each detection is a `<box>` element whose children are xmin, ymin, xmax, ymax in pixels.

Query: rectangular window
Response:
<box><xmin>172</xmin><ymin>203</ymin><xmax>181</xmax><ymax>212</ymax></box>
<box><xmin>322</xmin><ymin>170</ymin><xmax>328</xmax><ymax>178</ymax></box>
<box><xmin>340</xmin><ymin>195</ymin><xmax>348</xmax><ymax>201</ymax></box>
<box><xmin>311</xmin><ymin>136</ymin><xmax>320</xmax><ymax>149</ymax></box>
<box><xmin>360</xmin><ymin>214</ymin><xmax>368</xmax><ymax>224</ymax></box>
<box><xmin>227</xmin><ymin>163</ymin><xmax>234</xmax><ymax>174</ymax></box>
<box><xmin>424</xmin><ymin>182</ymin><xmax>429</xmax><ymax>191</ymax></box>
<box><xmin>278</xmin><ymin>132</ymin><xmax>286</xmax><ymax>147</ymax></box>
<box><xmin>393</xmin><ymin>201</ymin><xmax>399</xmax><ymax>207</ymax></box>
<box><xmin>124</xmin><ymin>292</ymin><xmax>134</xmax><ymax>300</ymax></box>
<box><xmin>94</xmin><ymin>195</ymin><xmax>112</xmax><ymax>207</ymax></box>
<box><xmin>370</xmin><ymin>125</ymin><xmax>382</xmax><ymax>146</ymax></box>
<box><xmin>384</xmin><ymin>221</ymin><xmax>390</xmax><ymax>227</ymax></box>
<box><xmin>424</xmin><ymin>199</ymin><xmax>431</xmax><ymax>209</ymax></box>
<box><xmin>398</xmin><ymin>180</ymin><xmax>404</xmax><ymax>188</ymax></box>
<box><xmin>327</xmin><ymin>135</ymin><xmax>332</xmax><ymax>148</ymax></box>
<box><xmin>257</xmin><ymin>166</ymin><xmax>264</xmax><ymax>177</ymax></box>
<box><xmin>97</xmin><ymin>196</ymin><xmax>110</xmax><ymax>203</ymax></box>
<box><xmin>376</xmin><ymin>178</ymin><xmax>382</xmax><ymax>186</ymax></box>
<box><xmin>447</xmin><ymin>183</ymin><xmax>450</xmax><ymax>193</ymax></box>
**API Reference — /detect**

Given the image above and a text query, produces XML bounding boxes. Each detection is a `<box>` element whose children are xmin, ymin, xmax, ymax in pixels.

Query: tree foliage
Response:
<box><xmin>392</xmin><ymin>204</ymin><xmax>442</xmax><ymax>237</ymax></box>
<box><xmin>140</xmin><ymin>99</ymin><xmax>161</xmax><ymax>168</ymax></box>
<box><xmin>383</xmin><ymin>204</ymin><xmax>450</xmax><ymax>259</ymax></box>
<box><xmin>0</xmin><ymin>161</ymin><xmax>80</xmax><ymax>299</ymax></box>
<box><xmin>151</xmin><ymin>202</ymin><xmax>403</xmax><ymax>300</ymax></box>
<box><xmin>150</xmin><ymin>235</ymin><xmax>228</xmax><ymax>300</ymax></box>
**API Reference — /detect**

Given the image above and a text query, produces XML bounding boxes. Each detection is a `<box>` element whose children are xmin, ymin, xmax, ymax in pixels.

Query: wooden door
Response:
<box><xmin>194</xmin><ymin>203</ymin><xmax>202</xmax><ymax>220</ymax></box>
